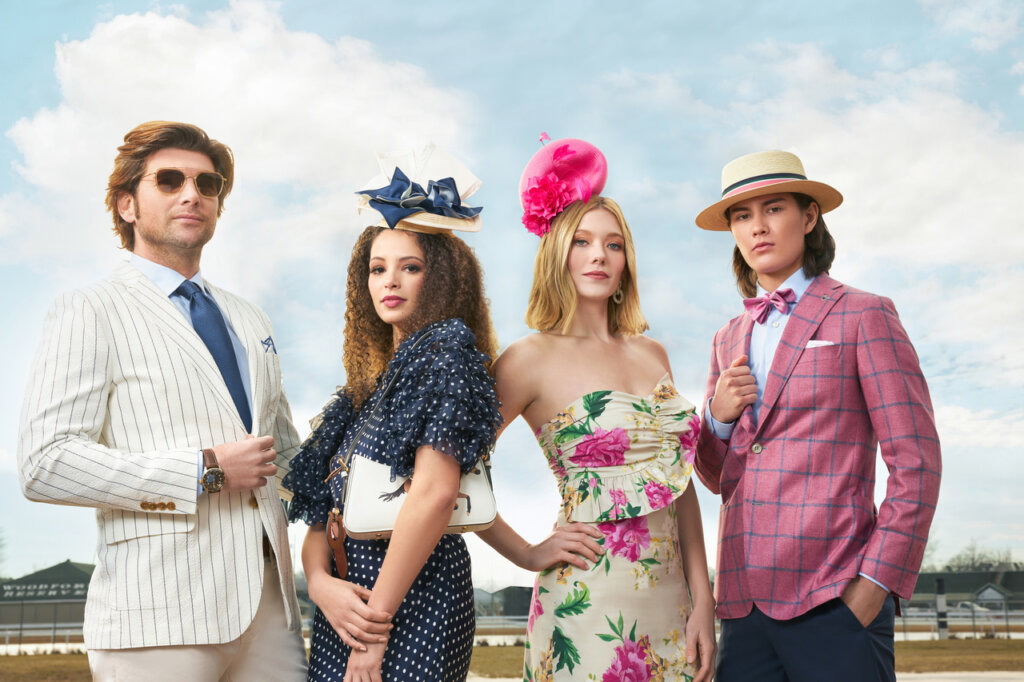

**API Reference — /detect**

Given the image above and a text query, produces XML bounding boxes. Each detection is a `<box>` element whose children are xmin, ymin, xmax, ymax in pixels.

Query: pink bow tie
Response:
<box><xmin>743</xmin><ymin>288</ymin><xmax>796</xmax><ymax>324</ymax></box>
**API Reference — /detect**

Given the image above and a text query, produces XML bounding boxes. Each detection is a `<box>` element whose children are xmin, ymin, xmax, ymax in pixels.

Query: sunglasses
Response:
<box><xmin>143</xmin><ymin>168</ymin><xmax>226</xmax><ymax>198</ymax></box>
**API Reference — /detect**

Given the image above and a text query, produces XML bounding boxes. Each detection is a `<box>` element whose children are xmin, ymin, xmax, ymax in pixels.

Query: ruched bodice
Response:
<box><xmin>534</xmin><ymin>374</ymin><xmax>700</xmax><ymax>523</ymax></box>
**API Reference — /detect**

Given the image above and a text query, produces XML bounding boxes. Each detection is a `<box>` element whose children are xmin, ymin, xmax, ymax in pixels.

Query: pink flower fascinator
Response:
<box><xmin>518</xmin><ymin>137</ymin><xmax>608</xmax><ymax>237</ymax></box>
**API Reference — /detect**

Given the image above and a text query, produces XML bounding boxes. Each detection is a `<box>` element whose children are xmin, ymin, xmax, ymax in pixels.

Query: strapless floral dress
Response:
<box><xmin>524</xmin><ymin>375</ymin><xmax>700</xmax><ymax>682</ymax></box>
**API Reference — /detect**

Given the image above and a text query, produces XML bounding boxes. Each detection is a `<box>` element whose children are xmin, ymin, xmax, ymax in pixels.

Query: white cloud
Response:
<box><xmin>919</xmin><ymin>0</ymin><xmax>1024</xmax><ymax>51</ymax></box>
<box><xmin>697</xmin><ymin>41</ymin><xmax>1024</xmax><ymax>397</ymax></box>
<box><xmin>924</xmin><ymin>401</ymin><xmax>1024</xmax><ymax>559</ymax></box>
<box><xmin>594</xmin><ymin>42</ymin><xmax>1024</xmax><ymax>396</ymax></box>
<box><xmin>598</xmin><ymin>69</ymin><xmax>716</xmax><ymax>118</ymax></box>
<box><xmin>2</xmin><ymin>0</ymin><xmax>474</xmax><ymax>297</ymax></box>
<box><xmin>935</xmin><ymin>404</ymin><xmax>1024</xmax><ymax>449</ymax></box>
<box><xmin>716</xmin><ymin>41</ymin><xmax>1024</xmax><ymax>273</ymax></box>
<box><xmin>899</xmin><ymin>268</ymin><xmax>1024</xmax><ymax>389</ymax></box>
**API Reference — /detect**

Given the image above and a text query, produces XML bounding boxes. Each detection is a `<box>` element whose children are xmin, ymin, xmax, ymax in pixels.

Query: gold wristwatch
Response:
<box><xmin>200</xmin><ymin>448</ymin><xmax>225</xmax><ymax>493</ymax></box>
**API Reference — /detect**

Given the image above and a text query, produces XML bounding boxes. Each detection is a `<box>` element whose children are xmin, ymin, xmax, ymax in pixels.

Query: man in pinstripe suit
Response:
<box><xmin>694</xmin><ymin>150</ymin><xmax>941</xmax><ymax>681</ymax></box>
<box><xmin>18</xmin><ymin>121</ymin><xmax>307</xmax><ymax>680</ymax></box>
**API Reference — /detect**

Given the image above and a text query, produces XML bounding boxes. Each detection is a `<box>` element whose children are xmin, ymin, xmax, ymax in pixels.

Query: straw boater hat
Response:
<box><xmin>695</xmin><ymin>150</ymin><xmax>843</xmax><ymax>231</ymax></box>
<box><xmin>356</xmin><ymin>143</ymin><xmax>482</xmax><ymax>234</ymax></box>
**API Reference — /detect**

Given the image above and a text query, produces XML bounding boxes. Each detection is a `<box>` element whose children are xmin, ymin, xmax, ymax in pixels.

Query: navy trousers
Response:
<box><xmin>717</xmin><ymin>597</ymin><xmax>896</xmax><ymax>682</ymax></box>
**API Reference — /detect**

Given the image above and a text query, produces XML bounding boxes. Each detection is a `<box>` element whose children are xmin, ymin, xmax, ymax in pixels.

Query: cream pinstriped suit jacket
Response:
<box><xmin>18</xmin><ymin>262</ymin><xmax>302</xmax><ymax>649</ymax></box>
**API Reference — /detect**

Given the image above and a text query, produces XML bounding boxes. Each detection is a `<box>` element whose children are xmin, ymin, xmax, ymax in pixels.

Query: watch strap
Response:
<box><xmin>202</xmin><ymin>448</ymin><xmax>219</xmax><ymax>469</ymax></box>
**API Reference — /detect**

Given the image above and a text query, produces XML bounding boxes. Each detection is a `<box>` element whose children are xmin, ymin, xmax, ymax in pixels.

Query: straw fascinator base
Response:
<box><xmin>356</xmin><ymin>144</ymin><xmax>483</xmax><ymax>234</ymax></box>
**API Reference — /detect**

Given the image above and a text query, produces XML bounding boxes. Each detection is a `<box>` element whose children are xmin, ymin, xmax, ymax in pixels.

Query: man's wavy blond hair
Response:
<box><xmin>525</xmin><ymin>196</ymin><xmax>648</xmax><ymax>336</ymax></box>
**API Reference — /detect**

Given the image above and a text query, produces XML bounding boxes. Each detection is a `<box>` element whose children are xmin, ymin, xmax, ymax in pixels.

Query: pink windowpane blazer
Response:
<box><xmin>696</xmin><ymin>275</ymin><xmax>941</xmax><ymax>620</ymax></box>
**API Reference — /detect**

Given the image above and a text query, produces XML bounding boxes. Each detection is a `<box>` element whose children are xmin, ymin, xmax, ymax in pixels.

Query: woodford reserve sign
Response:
<box><xmin>0</xmin><ymin>560</ymin><xmax>93</xmax><ymax>602</ymax></box>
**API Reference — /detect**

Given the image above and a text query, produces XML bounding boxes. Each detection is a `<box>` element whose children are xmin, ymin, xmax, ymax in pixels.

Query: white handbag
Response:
<box><xmin>343</xmin><ymin>451</ymin><xmax>496</xmax><ymax>539</ymax></box>
<box><xmin>327</xmin><ymin>330</ymin><xmax>497</xmax><ymax>541</ymax></box>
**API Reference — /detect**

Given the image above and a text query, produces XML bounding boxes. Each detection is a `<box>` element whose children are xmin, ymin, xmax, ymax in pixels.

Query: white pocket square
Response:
<box><xmin>806</xmin><ymin>340</ymin><xmax>836</xmax><ymax>348</ymax></box>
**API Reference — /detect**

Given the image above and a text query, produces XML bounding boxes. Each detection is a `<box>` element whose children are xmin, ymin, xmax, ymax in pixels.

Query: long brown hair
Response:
<box><xmin>105</xmin><ymin>121</ymin><xmax>234</xmax><ymax>251</ymax></box>
<box><xmin>342</xmin><ymin>226</ymin><xmax>499</xmax><ymax>408</ymax></box>
<box><xmin>731</xmin><ymin>192</ymin><xmax>836</xmax><ymax>297</ymax></box>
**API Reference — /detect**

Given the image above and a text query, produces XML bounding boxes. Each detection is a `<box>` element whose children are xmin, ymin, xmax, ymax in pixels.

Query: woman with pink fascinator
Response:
<box><xmin>477</xmin><ymin>138</ymin><xmax>716</xmax><ymax>681</ymax></box>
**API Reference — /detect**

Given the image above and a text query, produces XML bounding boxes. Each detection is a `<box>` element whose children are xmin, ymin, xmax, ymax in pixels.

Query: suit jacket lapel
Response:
<box><xmin>730</xmin><ymin>314</ymin><xmax>759</xmax><ymax>434</ymax></box>
<box><xmin>112</xmin><ymin>263</ymin><xmax>243</xmax><ymax>427</ymax></box>
<box><xmin>756</xmin><ymin>275</ymin><xmax>844</xmax><ymax>433</ymax></box>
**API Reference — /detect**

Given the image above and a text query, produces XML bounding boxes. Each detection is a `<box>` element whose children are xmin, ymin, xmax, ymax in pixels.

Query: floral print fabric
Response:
<box><xmin>534</xmin><ymin>373</ymin><xmax>699</xmax><ymax>524</ymax></box>
<box><xmin>525</xmin><ymin>377</ymin><xmax>699</xmax><ymax>681</ymax></box>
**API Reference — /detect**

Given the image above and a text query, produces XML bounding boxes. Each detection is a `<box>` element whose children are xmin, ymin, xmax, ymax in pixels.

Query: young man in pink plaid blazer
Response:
<box><xmin>694</xmin><ymin>150</ymin><xmax>941</xmax><ymax>681</ymax></box>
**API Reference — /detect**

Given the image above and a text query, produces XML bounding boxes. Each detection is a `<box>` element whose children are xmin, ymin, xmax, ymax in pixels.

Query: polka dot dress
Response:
<box><xmin>284</xmin><ymin>319</ymin><xmax>502</xmax><ymax>681</ymax></box>
<box><xmin>308</xmin><ymin>535</ymin><xmax>475</xmax><ymax>681</ymax></box>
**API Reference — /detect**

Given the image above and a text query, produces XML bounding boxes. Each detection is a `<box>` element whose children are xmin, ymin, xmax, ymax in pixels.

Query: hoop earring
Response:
<box><xmin>612</xmin><ymin>284</ymin><xmax>624</xmax><ymax>305</ymax></box>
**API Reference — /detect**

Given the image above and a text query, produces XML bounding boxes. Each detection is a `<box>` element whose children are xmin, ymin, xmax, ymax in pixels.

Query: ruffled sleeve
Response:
<box><xmin>377</xmin><ymin>319</ymin><xmax>502</xmax><ymax>480</ymax></box>
<box><xmin>282</xmin><ymin>390</ymin><xmax>356</xmax><ymax>526</ymax></box>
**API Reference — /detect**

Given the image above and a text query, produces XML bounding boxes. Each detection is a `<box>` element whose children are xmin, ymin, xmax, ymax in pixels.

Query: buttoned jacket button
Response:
<box><xmin>751</xmin><ymin>443</ymin><xmax>763</xmax><ymax>454</ymax></box>
<box><xmin>167</xmin><ymin>501</ymin><xmax>176</xmax><ymax>511</ymax></box>
<box><xmin>140</xmin><ymin>502</ymin><xmax>151</xmax><ymax>510</ymax></box>
<box><xmin>157</xmin><ymin>502</ymin><xmax>167</xmax><ymax>510</ymax></box>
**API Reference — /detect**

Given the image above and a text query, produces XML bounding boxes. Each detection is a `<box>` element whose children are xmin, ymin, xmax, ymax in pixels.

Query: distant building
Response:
<box><xmin>475</xmin><ymin>586</ymin><xmax>532</xmax><ymax>617</ymax></box>
<box><xmin>0</xmin><ymin>560</ymin><xmax>93</xmax><ymax>641</ymax></box>
<box><xmin>909</xmin><ymin>571</ymin><xmax>1023</xmax><ymax>610</ymax></box>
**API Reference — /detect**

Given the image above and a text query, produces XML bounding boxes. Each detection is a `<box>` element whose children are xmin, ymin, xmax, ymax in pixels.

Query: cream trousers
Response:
<box><xmin>88</xmin><ymin>555</ymin><xmax>307</xmax><ymax>682</ymax></box>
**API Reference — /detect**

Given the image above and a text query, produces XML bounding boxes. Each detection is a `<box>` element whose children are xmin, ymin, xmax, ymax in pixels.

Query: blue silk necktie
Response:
<box><xmin>176</xmin><ymin>280</ymin><xmax>252</xmax><ymax>432</ymax></box>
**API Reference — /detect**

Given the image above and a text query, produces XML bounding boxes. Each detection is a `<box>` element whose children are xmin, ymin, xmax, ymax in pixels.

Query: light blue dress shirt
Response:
<box><xmin>129</xmin><ymin>253</ymin><xmax>252</xmax><ymax>408</ymax></box>
<box><xmin>706</xmin><ymin>268</ymin><xmax>814</xmax><ymax>438</ymax></box>
<box><xmin>129</xmin><ymin>254</ymin><xmax>253</xmax><ymax>495</ymax></box>
<box><xmin>704</xmin><ymin>269</ymin><xmax>889</xmax><ymax>593</ymax></box>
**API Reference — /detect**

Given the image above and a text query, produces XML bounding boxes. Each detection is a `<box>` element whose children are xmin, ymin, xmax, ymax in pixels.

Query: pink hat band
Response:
<box><xmin>722</xmin><ymin>172</ymin><xmax>808</xmax><ymax>199</ymax></box>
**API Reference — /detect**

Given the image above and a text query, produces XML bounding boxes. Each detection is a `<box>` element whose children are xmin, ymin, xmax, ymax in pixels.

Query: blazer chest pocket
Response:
<box><xmin>786</xmin><ymin>344</ymin><xmax>844</xmax><ymax>408</ymax></box>
<box><xmin>795</xmin><ymin>341</ymin><xmax>841</xmax><ymax>365</ymax></box>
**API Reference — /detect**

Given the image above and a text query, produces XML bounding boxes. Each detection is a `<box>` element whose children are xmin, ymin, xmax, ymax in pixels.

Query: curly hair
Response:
<box><xmin>731</xmin><ymin>192</ymin><xmax>836</xmax><ymax>297</ymax></box>
<box><xmin>105</xmin><ymin>121</ymin><xmax>234</xmax><ymax>251</ymax></box>
<box><xmin>342</xmin><ymin>225</ymin><xmax>499</xmax><ymax>409</ymax></box>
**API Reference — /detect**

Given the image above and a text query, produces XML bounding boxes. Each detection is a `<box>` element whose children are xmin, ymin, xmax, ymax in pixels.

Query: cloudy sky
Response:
<box><xmin>1</xmin><ymin>0</ymin><xmax>1021</xmax><ymax>589</ymax></box>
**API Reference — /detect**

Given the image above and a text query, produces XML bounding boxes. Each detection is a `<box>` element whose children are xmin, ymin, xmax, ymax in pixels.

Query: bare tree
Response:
<box><xmin>920</xmin><ymin>538</ymin><xmax>940</xmax><ymax>572</ymax></box>
<box><xmin>943</xmin><ymin>540</ymin><xmax>1013</xmax><ymax>572</ymax></box>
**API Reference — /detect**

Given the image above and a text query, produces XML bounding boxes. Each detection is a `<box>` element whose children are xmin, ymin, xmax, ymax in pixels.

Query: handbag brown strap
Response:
<box><xmin>326</xmin><ymin>507</ymin><xmax>348</xmax><ymax>579</ymax></box>
<box><xmin>323</xmin><ymin>330</ymin><xmax>438</xmax><ymax>580</ymax></box>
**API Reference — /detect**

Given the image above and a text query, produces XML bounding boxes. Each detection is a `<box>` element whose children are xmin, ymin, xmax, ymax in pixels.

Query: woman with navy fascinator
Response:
<box><xmin>283</xmin><ymin>146</ymin><xmax>502</xmax><ymax>681</ymax></box>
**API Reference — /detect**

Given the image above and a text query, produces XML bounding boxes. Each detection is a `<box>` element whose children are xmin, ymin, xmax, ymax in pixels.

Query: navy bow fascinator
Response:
<box><xmin>356</xmin><ymin>168</ymin><xmax>483</xmax><ymax>230</ymax></box>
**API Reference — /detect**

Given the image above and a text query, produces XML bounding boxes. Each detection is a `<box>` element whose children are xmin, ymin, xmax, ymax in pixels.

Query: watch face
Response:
<box><xmin>202</xmin><ymin>467</ymin><xmax>225</xmax><ymax>493</ymax></box>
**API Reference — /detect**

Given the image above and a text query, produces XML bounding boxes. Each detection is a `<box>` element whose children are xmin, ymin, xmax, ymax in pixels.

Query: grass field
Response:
<box><xmin>894</xmin><ymin>639</ymin><xmax>1024</xmax><ymax>673</ymax></box>
<box><xmin>0</xmin><ymin>639</ymin><xmax>1020</xmax><ymax>680</ymax></box>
